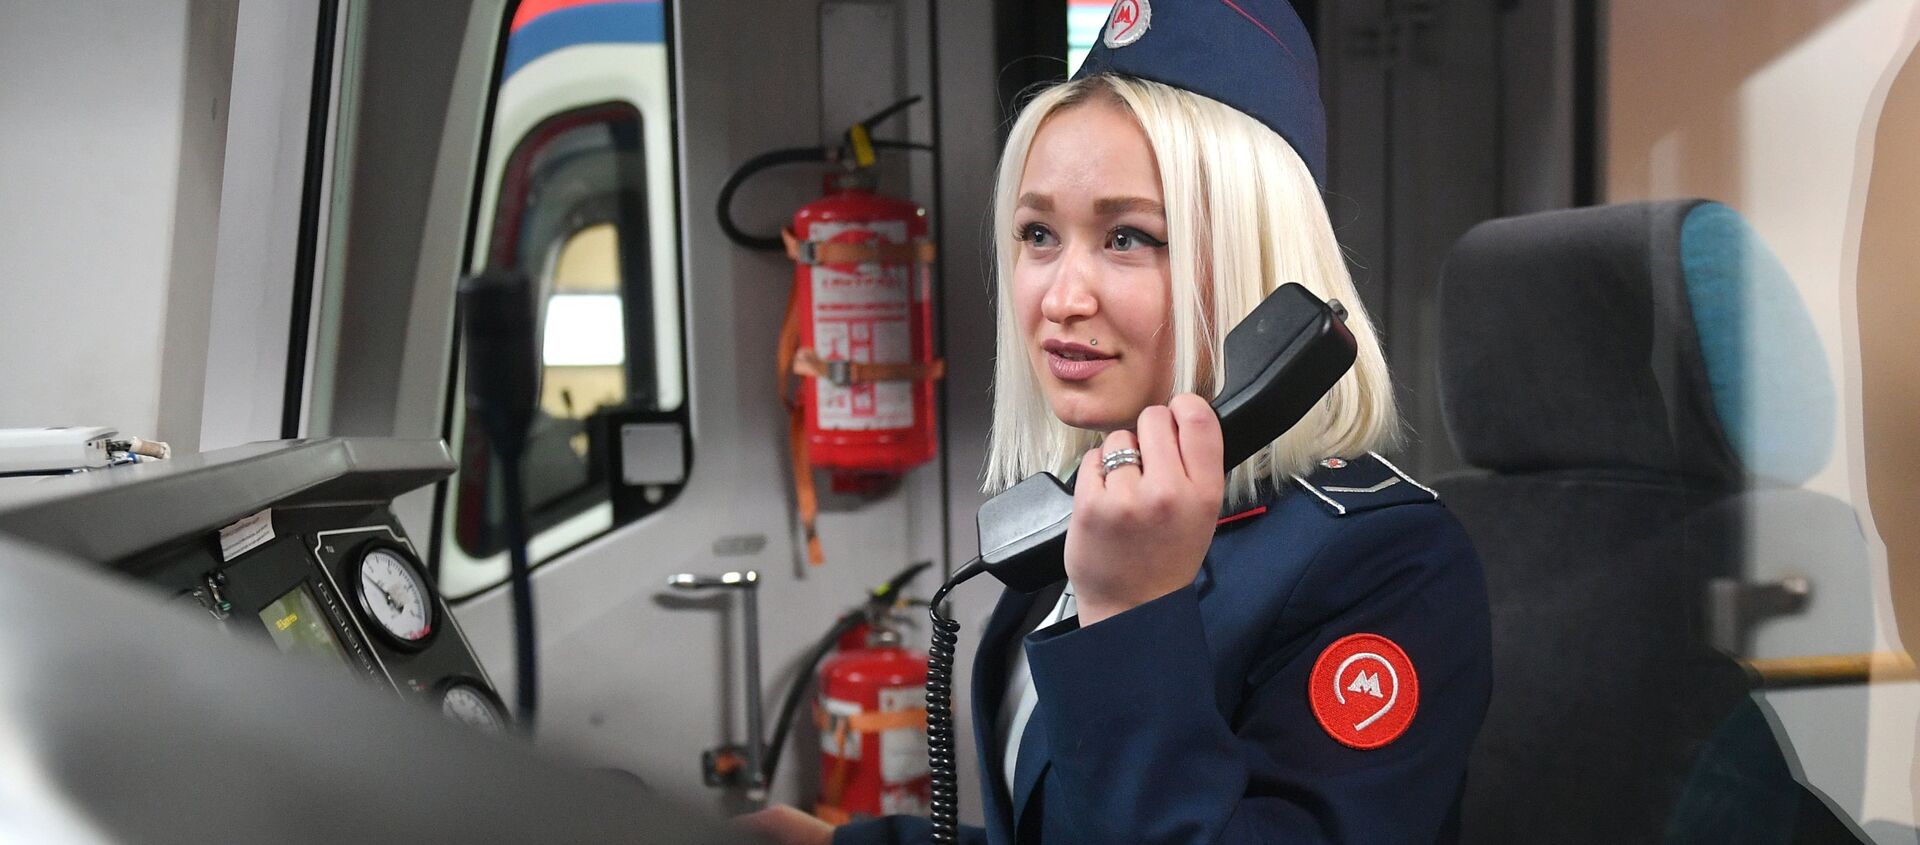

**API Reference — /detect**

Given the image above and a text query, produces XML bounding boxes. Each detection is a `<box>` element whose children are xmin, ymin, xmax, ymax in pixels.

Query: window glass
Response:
<box><xmin>1598</xmin><ymin>5</ymin><xmax>1918</xmax><ymax>839</ymax></box>
<box><xmin>438</xmin><ymin>0</ymin><xmax>682</xmax><ymax>599</ymax></box>
<box><xmin>1066</xmin><ymin>0</ymin><xmax>1108</xmax><ymax>76</ymax></box>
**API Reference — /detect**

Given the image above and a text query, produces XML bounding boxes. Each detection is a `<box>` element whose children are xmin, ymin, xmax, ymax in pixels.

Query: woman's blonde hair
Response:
<box><xmin>983</xmin><ymin>74</ymin><xmax>1400</xmax><ymax>507</ymax></box>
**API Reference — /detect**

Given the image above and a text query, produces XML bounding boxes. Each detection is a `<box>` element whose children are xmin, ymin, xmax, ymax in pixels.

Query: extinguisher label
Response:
<box><xmin>821</xmin><ymin>696</ymin><xmax>862</xmax><ymax>761</ymax></box>
<box><xmin>877</xmin><ymin>686</ymin><xmax>930</xmax><ymax>785</ymax></box>
<box><xmin>881</xmin><ymin>786</ymin><xmax>931</xmax><ymax>817</ymax></box>
<box><xmin>809</xmin><ymin>220</ymin><xmax>914</xmax><ymax>431</ymax></box>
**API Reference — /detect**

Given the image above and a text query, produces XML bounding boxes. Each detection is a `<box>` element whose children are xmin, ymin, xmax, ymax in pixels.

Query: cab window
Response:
<box><xmin>437</xmin><ymin>0</ymin><xmax>682</xmax><ymax>599</ymax></box>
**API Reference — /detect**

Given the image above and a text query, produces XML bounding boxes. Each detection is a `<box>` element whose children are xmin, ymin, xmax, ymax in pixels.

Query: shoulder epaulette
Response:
<box><xmin>1291</xmin><ymin>453</ymin><xmax>1437</xmax><ymax>517</ymax></box>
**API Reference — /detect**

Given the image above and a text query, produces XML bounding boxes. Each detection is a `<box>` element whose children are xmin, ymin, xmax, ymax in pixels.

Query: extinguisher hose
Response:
<box><xmin>715</xmin><ymin>133</ymin><xmax>935</xmax><ymax>252</ymax></box>
<box><xmin>716</xmin><ymin>146</ymin><xmax>832</xmax><ymax>251</ymax></box>
<box><xmin>762</xmin><ymin>607</ymin><xmax>866</xmax><ymax>788</ymax></box>
<box><xmin>926</xmin><ymin>556</ymin><xmax>988</xmax><ymax>844</ymax></box>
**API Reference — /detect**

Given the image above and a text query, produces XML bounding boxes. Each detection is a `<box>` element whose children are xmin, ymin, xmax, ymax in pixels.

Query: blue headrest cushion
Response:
<box><xmin>1439</xmin><ymin>200</ymin><xmax>1831</xmax><ymax>485</ymax></box>
<box><xmin>1678</xmin><ymin>203</ymin><xmax>1833</xmax><ymax>485</ymax></box>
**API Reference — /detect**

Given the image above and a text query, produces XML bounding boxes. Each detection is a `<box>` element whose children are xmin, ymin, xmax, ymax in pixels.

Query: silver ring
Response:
<box><xmin>1101</xmin><ymin>448</ymin><xmax>1142</xmax><ymax>475</ymax></box>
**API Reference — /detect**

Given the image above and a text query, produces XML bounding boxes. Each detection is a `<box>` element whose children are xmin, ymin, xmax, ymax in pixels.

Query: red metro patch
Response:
<box><xmin>1309</xmin><ymin>633</ymin><xmax>1419</xmax><ymax>749</ymax></box>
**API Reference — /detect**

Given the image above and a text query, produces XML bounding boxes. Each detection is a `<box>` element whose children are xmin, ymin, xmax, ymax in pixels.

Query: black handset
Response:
<box><xmin>971</xmin><ymin>283</ymin><xmax>1358</xmax><ymax>593</ymax></box>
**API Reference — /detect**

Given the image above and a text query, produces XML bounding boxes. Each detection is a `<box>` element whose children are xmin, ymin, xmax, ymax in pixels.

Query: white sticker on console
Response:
<box><xmin>219</xmin><ymin>508</ymin><xmax>275</xmax><ymax>561</ymax></box>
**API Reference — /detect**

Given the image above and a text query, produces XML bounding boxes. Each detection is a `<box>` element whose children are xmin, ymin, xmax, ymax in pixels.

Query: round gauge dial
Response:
<box><xmin>441</xmin><ymin>682</ymin><xmax>508</xmax><ymax>733</ymax></box>
<box><xmin>352</xmin><ymin>545</ymin><xmax>435</xmax><ymax>648</ymax></box>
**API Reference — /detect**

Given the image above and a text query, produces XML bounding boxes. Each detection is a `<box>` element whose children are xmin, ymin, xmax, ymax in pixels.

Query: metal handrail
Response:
<box><xmin>1741</xmin><ymin>651</ymin><xmax>1918</xmax><ymax>689</ymax></box>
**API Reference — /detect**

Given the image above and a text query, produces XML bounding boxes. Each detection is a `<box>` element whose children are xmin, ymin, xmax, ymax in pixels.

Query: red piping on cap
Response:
<box><xmin>1216</xmin><ymin>0</ymin><xmax>1297</xmax><ymax>63</ymax></box>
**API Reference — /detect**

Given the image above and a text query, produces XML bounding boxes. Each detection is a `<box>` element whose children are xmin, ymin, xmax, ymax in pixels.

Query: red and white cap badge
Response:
<box><xmin>1309</xmin><ymin>633</ymin><xmax>1419</xmax><ymax>749</ymax></box>
<box><xmin>1104</xmin><ymin>0</ymin><xmax>1152</xmax><ymax>48</ymax></box>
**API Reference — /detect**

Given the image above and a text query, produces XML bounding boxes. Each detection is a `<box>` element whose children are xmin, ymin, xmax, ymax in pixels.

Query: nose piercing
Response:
<box><xmin>1089</xmin><ymin>338</ymin><xmax>1098</xmax><ymax>347</ymax></box>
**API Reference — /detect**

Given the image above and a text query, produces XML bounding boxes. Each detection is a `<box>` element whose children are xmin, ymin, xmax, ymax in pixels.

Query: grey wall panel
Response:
<box><xmin>153</xmin><ymin>0</ymin><xmax>240</xmax><ymax>456</ymax></box>
<box><xmin>932</xmin><ymin>0</ymin><xmax>1005</xmax><ymax>826</ymax></box>
<box><xmin>200</xmin><ymin>0</ymin><xmax>323</xmax><ymax>451</ymax></box>
<box><xmin>312</xmin><ymin>0</ymin><xmax>495</xmax><ymax>441</ymax></box>
<box><xmin>0</xmin><ymin>2</ymin><xmax>208</xmax><ymax>442</ymax></box>
<box><xmin>1321</xmin><ymin>0</ymin><xmax>1581</xmax><ymax>478</ymax></box>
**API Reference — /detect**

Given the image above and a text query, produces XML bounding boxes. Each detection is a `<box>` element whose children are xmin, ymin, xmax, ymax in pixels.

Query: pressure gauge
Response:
<box><xmin>440</xmin><ymin>679</ymin><xmax>508</xmax><ymax>734</ymax></box>
<box><xmin>350</xmin><ymin>542</ymin><xmax>436</xmax><ymax>650</ymax></box>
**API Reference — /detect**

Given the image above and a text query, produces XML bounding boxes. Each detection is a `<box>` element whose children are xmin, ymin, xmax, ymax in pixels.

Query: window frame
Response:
<box><xmin>430</xmin><ymin>0</ymin><xmax>687</xmax><ymax>599</ymax></box>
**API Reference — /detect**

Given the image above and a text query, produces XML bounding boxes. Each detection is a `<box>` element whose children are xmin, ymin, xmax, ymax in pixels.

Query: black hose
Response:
<box><xmin>871</xmin><ymin>140</ymin><xmax>936</xmax><ymax>153</ymax></box>
<box><xmin>857</xmin><ymin>95</ymin><xmax>923</xmax><ymax>130</ymax></box>
<box><xmin>762</xmin><ymin>609</ymin><xmax>865</xmax><ymax>788</ymax></box>
<box><xmin>715</xmin><ymin>93</ymin><xmax>935</xmax><ymax>253</ymax></box>
<box><xmin>715</xmin><ymin>146</ymin><xmax>830</xmax><ymax>251</ymax></box>
<box><xmin>926</xmin><ymin>556</ymin><xmax>987</xmax><ymax>844</ymax></box>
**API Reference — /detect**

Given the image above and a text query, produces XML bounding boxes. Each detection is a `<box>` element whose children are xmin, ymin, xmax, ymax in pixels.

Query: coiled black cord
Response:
<box><xmin>926</xmin><ymin>556</ymin><xmax>986</xmax><ymax>844</ymax></box>
<box><xmin>927</xmin><ymin>603</ymin><xmax>961</xmax><ymax>841</ymax></box>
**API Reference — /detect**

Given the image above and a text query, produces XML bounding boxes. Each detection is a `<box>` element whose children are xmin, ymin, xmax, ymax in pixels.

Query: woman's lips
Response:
<box><xmin>1046</xmin><ymin>350</ymin><xmax>1117</xmax><ymax>381</ymax></box>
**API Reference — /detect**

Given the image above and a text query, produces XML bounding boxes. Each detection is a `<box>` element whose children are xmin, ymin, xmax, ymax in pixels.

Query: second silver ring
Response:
<box><xmin>1101</xmin><ymin>448</ymin><xmax>1143</xmax><ymax>476</ymax></box>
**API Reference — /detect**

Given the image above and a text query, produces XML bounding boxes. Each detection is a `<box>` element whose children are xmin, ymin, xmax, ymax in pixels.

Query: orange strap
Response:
<box><xmin>817</xmin><ymin>715</ymin><xmax>855</xmax><ymax>817</ymax></box>
<box><xmin>814</xmin><ymin>803</ymin><xmax>853</xmax><ymax>827</ymax></box>
<box><xmin>783</xmin><ymin>227</ymin><xmax>938</xmax><ymax>266</ymax></box>
<box><xmin>777</xmin><ymin>283</ymin><xmax>825</xmax><ymax>566</ymax></box>
<box><xmin>814</xmin><ymin>701</ymin><xmax>931</xmax><ymax>734</ymax></box>
<box><xmin>813</xmin><ymin>701</ymin><xmax>930</xmax><ymax>823</ymax></box>
<box><xmin>792</xmin><ymin>348</ymin><xmax>946</xmax><ymax>386</ymax></box>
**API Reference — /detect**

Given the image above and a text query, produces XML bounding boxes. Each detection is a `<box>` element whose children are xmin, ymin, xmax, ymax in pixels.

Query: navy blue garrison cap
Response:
<box><xmin>1072</xmin><ymin>0</ymin><xmax>1327</xmax><ymax>187</ymax></box>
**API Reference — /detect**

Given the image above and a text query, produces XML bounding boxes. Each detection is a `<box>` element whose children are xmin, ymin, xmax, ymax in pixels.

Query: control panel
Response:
<box><xmin>0</xmin><ymin>438</ymin><xmax>506</xmax><ymax>733</ymax></box>
<box><xmin>152</xmin><ymin>506</ymin><xmax>507</xmax><ymax>733</ymax></box>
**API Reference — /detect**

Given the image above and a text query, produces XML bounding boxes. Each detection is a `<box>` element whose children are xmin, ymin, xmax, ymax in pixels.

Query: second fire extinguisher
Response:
<box><xmin>814</xmin><ymin>613</ymin><xmax>932</xmax><ymax>823</ymax></box>
<box><xmin>754</xmin><ymin>562</ymin><xmax>935</xmax><ymax>822</ymax></box>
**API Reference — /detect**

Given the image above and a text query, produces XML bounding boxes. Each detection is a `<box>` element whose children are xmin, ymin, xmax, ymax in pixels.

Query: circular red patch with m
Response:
<box><xmin>1309</xmin><ymin>633</ymin><xmax>1419</xmax><ymax>749</ymax></box>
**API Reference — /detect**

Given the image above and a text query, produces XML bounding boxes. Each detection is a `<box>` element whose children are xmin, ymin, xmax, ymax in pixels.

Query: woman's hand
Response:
<box><xmin>1067</xmin><ymin>393</ymin><xmax>1225</xmax><ymax>626</ymax></box>
<box><xmin>735</xmin><ymin>804</ymin><xmax>834</xmax><ymax>845</ymax></box>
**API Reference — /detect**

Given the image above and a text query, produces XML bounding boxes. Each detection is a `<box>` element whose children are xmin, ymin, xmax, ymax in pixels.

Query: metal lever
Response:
<box><xmin>667</xmin><ymin>569</ymin><xmax>767</xmax><ymax>799</ymax></box>
<box><xmin>1707</xmin><ymin>574</ymin><xmax>1811</xmax><ymax>655</ymax></box>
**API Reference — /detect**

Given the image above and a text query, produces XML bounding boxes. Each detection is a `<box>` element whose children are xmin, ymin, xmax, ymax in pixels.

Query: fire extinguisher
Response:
<box><xmin>814</xmin><ymin>609</ymin><xmax>932</xmax><ymax>822</ymax></box>
<box><xmin>716</xmin><ymin>97</ymin><xmax>943</xmax><ymax>565</ymax></box>
<box><xmin>757</xmin><ymin>562</ymin><xmax>934</xmax><ymax>822</ymax></box>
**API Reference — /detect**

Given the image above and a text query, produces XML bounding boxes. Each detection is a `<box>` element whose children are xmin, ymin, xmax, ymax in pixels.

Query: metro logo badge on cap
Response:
<box><xmin>1104</xmin><ymin>0</ymin><xmax>1152</xmax><ymax>47</ymax></box>
<box><xmin>1073</xmin><ymin>0</ymin><xmax>1328</xmax><ymax>187</ymax></box>
<box><xmin>1309</xmin><ymin>633</ymin><xmax>1419</xmax><ymax>749</ymax></box>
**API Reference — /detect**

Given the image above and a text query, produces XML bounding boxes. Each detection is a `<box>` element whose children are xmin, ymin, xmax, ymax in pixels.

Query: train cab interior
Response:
<box><xmin>2</xmin><ymin>0</ymin><xmax>1918</xmax><ymax>842</ymax></box>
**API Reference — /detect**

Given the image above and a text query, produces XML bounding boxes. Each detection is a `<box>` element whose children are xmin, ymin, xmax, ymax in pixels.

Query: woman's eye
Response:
<box><xmin>1108</xmin><ymin>226</ymin><xmax>1167</xmax><ymax>252</ymax></box>
<box><xmin>1019</xmin><ymin>224</ymin><xmax>1055</xmax><ymax>248</ymax></box>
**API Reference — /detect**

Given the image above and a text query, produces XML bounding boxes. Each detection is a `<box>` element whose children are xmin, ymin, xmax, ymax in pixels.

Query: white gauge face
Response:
<box><xmin>358</xmin><ymin>548</ymin><xmax>432</xmax><ymax>643</ymax></box>
<box><xmin>442</xmin><ymin>684</ymin><xmax>507</xmax><ymax>733</ymax></box>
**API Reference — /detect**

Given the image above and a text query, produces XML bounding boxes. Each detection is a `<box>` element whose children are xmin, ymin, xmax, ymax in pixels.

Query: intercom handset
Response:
<box><xmin>971</xmin><ymin>282</ymin><xmax>1359</xmax><ymax>593</ymax></box>
<box><xmin>924</xmin><ymin>283</ymin><xmax>1358</xmax><ymax>842</ymax></box>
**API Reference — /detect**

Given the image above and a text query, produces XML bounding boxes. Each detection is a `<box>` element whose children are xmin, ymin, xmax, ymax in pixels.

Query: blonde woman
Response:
<box><xmin>746</xmin><ymin>1</ymin><xmax>1490</xmax><ymax>842</ymax></box>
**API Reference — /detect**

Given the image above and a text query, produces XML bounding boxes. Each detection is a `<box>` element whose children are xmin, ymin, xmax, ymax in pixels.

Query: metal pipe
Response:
<box><xmin>1743</xmin><ymin>651</ymin><xmax>1916</xmax><ymax>689</ymax></box>
<box><xmin>740</xmin><ymin>573</ymin><xmax>767</xmax><ymax>798</ymax></box>
<box><xmin>665</xmin><ymin>569</ymin><xmax>767</xmax><ymax>799</ymax></box>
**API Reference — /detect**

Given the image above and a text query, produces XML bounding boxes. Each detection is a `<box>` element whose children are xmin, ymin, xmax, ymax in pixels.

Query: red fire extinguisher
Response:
<box><xmin>814</xmin><ymin>615</ymin><xmax>932</xmax><ymax>823</ymax></box>
<box><xmin>714</xmin><ymin>97</ymin><xmax>944</xmax><ymax>566</ymax></box>
<box><xmin>776</xmin><ymin>169</ymin><xmax>944</xmax><ymax>565</ymax></box>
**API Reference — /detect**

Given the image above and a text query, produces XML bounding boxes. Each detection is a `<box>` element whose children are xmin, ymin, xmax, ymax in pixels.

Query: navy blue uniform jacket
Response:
<box><xmin>836</xmin><ymin>455</ymin><xmax>1492</xmax><ymax>844</ymax></box>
